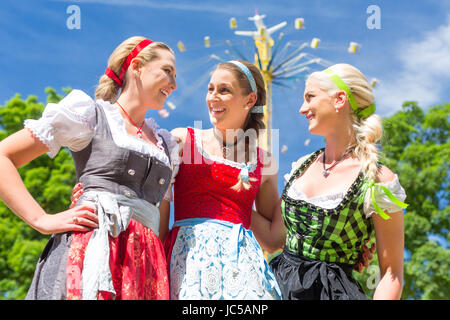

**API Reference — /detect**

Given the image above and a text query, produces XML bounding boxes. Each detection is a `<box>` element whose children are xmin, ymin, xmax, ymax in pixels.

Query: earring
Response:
<box><xmin>335</xmin><ymin>108</ymin><xmax>339</xmax><ymax>113</ymax></box>
<box><xmin>244</xmin><ymin>106</ymin><xmax>250</xmax><ymax>110</ymax></box>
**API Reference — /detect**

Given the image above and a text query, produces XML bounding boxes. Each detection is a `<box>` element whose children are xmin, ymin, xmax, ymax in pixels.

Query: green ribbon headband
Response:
<box><xmin>368</xmin><ymin>180</ymin><xmax>408</xmax><ymax>220</ymax></box>
<box><xmin>322</xmin><ymin>68</ymin><xmax>376</xmax><ymax>119</ymax></box>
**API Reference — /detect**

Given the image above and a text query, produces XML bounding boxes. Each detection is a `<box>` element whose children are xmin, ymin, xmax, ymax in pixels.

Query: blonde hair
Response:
<box><xmin>308</xmin><ymin>63</ymin><xmax>382</xmax><ymax>182</ymax></box>
<box><xmin>95</xmin><ymin>36</ymin><xmax>174</xmax><ymax>103</ymax></box>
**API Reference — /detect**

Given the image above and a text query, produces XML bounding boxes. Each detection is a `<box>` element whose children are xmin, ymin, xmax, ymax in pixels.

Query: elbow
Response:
<box><xmin>264</xmin><ymin>238</ymin><xmax>285</xmax><ymax>254</ymax></box>
<box><xmin>389</xmin><ymin>272</ymin><xmax>404</xmax><ymax>295</ymax></box>
<box><xmin>393</xmin><ymin>271</ymin><xmax>404</xmax><ymax>291</ymax></box>
<box><xmin>0</xmin><ymin>151</ymin><xmax>19</xmax><ymax>169</ymax></box>
<box><xmin>264</xmin><ymin>245</ymin><xmax>279</xmax><ymax>254</ymax></box>
<box><xmin>378</xmin><ymin>267</ymin><xmax>404</xmax><ymax>299</ymax></box>
<box><xmin>381</xmin><ymin>266</ymin><xmax>403</xmax><ymax>286</ymax></box>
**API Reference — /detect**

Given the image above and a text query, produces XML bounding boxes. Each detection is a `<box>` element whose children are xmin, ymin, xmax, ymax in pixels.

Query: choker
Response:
<box><xmin>213</xmin><ymin>128</ymin><xmax>245</xmax><ymax>157</ymax></box>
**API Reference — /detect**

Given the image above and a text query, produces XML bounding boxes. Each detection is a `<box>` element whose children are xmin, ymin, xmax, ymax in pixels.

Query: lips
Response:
<box><xmin>160</xmin><ymin>88</ymin><xmax>170</xmax><ymax>97</ymax></box>
<box><xmin>306</xmin><ymin>113</ymin><xmax>315</xmax><ymax>121</ymax></box>
<box><xmin>209</xmin><ymin>105</ymin><xmax>226</xmax><ymax>115</ymax></box>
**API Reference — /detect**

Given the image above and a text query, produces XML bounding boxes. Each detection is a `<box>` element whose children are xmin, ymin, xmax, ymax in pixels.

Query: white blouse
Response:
<box><xmin>23</xmin><ymin>89</ymin><xmax>179</xmax><ymax>170</ymax></box>
<box><xmin>283</xmin><ymin>158</ymin><xmax>407</xmax><ymax>218</ymax></box>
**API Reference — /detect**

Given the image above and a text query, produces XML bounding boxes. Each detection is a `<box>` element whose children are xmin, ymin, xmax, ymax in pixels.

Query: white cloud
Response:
<box><xmin>375</xmin><ymin>15</ymin><xmax>450</xmax><ymax>115</ymax></box>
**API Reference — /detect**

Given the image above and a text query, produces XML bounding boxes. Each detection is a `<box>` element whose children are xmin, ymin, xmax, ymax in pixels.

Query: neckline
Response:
<box><xmin>95</xmin><ymin>99</ymin><xmax>171</xmax><ymax>167</ymax></box>
<box><xmin>100</xmin><ymin>99</ymin><xmax>164</xmax><ymax>149</ymax></box>
<box><xmin>289</xmin><ymin>188</ymin><xmax>346</xmax><ymax>202</ymax></box>
<box><xmin>192</xmin><ymin>127</ymin><xmax>258</xmax><ymax>171</ymax></box>
<box><xmin>282</xmin><ymin>148</ymin><xmax>365</xmax><ymax>213</ymax></box>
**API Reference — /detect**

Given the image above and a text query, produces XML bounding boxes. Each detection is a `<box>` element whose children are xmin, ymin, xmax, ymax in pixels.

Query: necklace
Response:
<box><xmin>116</xmin><ymin>101</ymin><xmax>145</xmax><ymax>138</ymax></box>
<box><xmin>213</xmin><ymin>128</ymin><xmax>245</xmax><ymax>157</ymax></box>
<box><xmin>322</xmin><ymin>147</ymin><xmax>354</xmax><ymax>177</ymax></box>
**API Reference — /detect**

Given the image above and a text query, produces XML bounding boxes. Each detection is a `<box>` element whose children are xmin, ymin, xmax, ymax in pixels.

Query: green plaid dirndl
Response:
<box><xmin>280</xmin><ymin>148</ymin><xmax>373</xmax><ymax>265</ymax></box>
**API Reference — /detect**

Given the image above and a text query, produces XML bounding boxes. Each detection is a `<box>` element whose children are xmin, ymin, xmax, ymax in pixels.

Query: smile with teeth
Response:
<box><xmin>210</xmin><ymin>107</ymin><xmax>225</xmax><ymax>114</ymax></box>
<box><xmin>161</xmin><ymin>89</ymin><xmax>169</xmax><ymax>97</ymax></box>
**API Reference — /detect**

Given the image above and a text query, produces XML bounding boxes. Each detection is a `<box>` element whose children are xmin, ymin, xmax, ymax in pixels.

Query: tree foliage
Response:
<box><xmin>354</xmin><ymin>101</ymin><xmax>449</xmax><ymax>300</ymax></box>
<box><xmin>0</xmin><ymin>88</ymin><xmax>74</xmax><ymax>299</ymax></box>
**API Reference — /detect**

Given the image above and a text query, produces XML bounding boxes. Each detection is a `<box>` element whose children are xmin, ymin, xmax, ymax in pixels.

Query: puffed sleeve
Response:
<box><xmin>157</xmin><ymin>128</ymin><xmax>181</xmax><ymax>202</ymax></box>
<box><xmin>364</xmin><ymin>174</ymin><xmax>407</xmax><ymax>218</ymax></box>
<box><xmin>24</xmin><ymin>90</ymin><xmax>96</xmax><ymax>158</ymax></box>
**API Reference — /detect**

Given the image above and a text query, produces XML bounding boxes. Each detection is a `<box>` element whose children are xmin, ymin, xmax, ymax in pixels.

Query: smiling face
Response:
<box><xmin>206</xmin><ymin>67</ymin><xmax>255</xmax><ymax>130</ymax></box>
<box><xmin>137</xmin><ymin>48</ymin><xmax>177</xmax><ymax>109</ymax></box>
<box><xmin>299</xmin><ymin>79</ymin><xmax>339</xmax><ymax>135</ymax></box>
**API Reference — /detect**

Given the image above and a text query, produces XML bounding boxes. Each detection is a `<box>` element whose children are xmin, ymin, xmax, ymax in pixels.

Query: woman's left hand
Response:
<box><xmin>69</xmin><ymin>183</ymin><xmax>84</xmax><ymax>209</ymax></box>
<box><xmin>355</xmin><ymin>242</ymin><xmax>376</xmax><ymax>273</ymax></box>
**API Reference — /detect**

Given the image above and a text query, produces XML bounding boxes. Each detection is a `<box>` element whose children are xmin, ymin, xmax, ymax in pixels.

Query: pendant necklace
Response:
<box><xmin>213</xmin><ymin>128</ymin><xmax>244</xmax><ymax>158</ymax></box>
<box><xmin>322</xmin><ymin>147</ymin><xmax>354</xmax><ymax>177</ymax></box>
<box><xmin>116</xmin><ymin>101</ymin><xmax>145</xmax><ymax>139</ymax></box>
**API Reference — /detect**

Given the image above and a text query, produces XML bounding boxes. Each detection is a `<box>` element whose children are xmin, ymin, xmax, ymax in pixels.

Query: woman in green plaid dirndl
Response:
<box><xmin>252</xmin><ymin>63</ymin><xmax>407</xmax><ymax>300</ymax></box>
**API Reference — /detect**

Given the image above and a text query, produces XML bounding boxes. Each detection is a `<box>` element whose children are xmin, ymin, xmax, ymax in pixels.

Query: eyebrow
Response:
<box><xmin>162</xmin><ymin>64</ymin><xmax>174</xmax><ymax>70</ymax></box>
<box><xmin>208</xmin><ymin>82</ymin><xmax>233</xmax><ymax>87</ymax></box>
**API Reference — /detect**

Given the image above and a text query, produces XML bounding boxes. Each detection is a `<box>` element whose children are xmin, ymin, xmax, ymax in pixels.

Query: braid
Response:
<box><xmin>352</xmin><ymin>113</ymin><xmax>383</xmax><ymax>182</ymax></box>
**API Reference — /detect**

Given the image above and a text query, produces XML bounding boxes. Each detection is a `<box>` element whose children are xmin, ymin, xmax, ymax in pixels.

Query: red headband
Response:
<box><xmin>105</xmin><ymin>38</ymin><xmax>154</xmax><ymax>87</ymax></box>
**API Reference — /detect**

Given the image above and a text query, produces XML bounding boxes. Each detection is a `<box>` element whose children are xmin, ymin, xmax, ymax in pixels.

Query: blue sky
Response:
<box><xmin>1</xmin><ymin>0</ymin><xmax>450</xmax><ymax>194</ymax></box>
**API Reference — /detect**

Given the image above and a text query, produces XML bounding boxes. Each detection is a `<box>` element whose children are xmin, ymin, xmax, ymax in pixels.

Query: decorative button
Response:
<box><xmin>158</xmin><ymin>178</ymin><xmax>166</xmax><ymax>185</ymax></box>
<box><xmin>128</xmin><ymin>169</ymin><xmax>135</xmax><ymax>176</ymax></box>
<box><xmin>155</xmin><ymin>161</ymin><xmax>159</xmax><ymax>165</ymax></box>
<box><xmin>123</xmin><ymin>190</ymin><xmax>132</xmax><ymax>197</ymax></box>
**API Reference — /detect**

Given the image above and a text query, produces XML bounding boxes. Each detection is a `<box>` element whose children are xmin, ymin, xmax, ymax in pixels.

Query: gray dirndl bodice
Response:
<box><xmin>71</xmin><ymin>103</ymin><xmax>172</xmax><ymax>206</ymax></box>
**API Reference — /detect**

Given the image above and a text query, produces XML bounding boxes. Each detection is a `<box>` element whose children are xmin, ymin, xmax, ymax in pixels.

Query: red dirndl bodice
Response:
<box><xmin>164</xmin><ymin>127</ymin><xmax>264</xmax><ymax>272</ymax></box>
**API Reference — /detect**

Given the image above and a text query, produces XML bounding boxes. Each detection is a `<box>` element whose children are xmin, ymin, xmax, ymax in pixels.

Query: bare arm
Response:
<box><xmin>372</xmin><ymin>166</ymin><xmax>404</xmax><ymax>300</ymax></box>
<box><xmin>372</xmin><ymin>210</ymin><xmax>404</xmax><ymax>299</ymax></box>
<box><xmin>251</xmin><ymin>198</ymin><xmax>286</xmax><ymax>253</ymax></box>
<box><xmin>254</xmin><ymin>151</ymin><xmax>279</xmax><ymax>221</ymax></box>
<box><xmin>251</xmin><ymin>152</ymin><xmax>286</xmax><ymax>252</ymax></box>
<box><xmin>0</xmin><ymin>129</ymin><xmax>97</xmax><ymax>234</ymax></box>
<box><xmin>159</xmin><ymin>198</ymin><xmax>171</xmax><ymax>241</ymax></box>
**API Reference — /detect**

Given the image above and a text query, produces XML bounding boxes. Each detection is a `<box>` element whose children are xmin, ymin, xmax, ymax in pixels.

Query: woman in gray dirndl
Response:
<box><xmin>0</xmin><ymin>36</ymin><xmax>178</xmax><ymax>299</ymax></box>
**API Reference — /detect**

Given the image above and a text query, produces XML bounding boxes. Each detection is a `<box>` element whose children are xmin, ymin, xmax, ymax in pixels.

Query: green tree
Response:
<box><xmin>354</xmin><ymin>101</ymin><xmax>450</xmax><ymax>300</ymax></box>
<box><xmin>0</xmin><ymin>88</ymin><xmax>75</xmax><ymax>299</ymax></box>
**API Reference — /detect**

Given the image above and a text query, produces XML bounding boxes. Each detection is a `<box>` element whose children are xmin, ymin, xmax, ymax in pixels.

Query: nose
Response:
<box><xmin>170</xmin><ymin>77</ymin><xmax>177</xmax><ymax>91</ymax></box>
<box><xmin>299</xmin><ymin>101</ymin><xmax>308</xmax><ymax>115</ymax></box>
<box><xmin>206</xmin><ymin>89</ymin><xmax>219</xmax><ymax>102</ymax></box>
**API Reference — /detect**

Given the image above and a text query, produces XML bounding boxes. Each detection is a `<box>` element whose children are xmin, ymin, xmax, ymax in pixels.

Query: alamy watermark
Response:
<box><xmin>366</xmin><ymin>5</ymin><xmax>381</xmax><ymax>29</ymax></box>
<box><xmin>365</xmin><ymin>265</ymin><xmax>381</xmax><ymax>290</ymax></box>
<box><xmin>64</xmin><ymin>5</ymin><xmax>380</xmax><ymax>31</ymax></box>
<box><xmin>66</xmin><ymin>5</ymin><xmax>81</xmax><ymax>30</ymax></box>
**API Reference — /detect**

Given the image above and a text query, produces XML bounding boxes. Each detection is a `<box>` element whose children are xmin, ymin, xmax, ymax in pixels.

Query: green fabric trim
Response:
<box><xmin>322</xmin><ymin>68</ymin><xmax>376</xmax><ymax>119</ymax></box>
<box><xmin>368</xmin><ymin>180</ymin><xmax>408</xmax><ymax>220</ymax></box>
